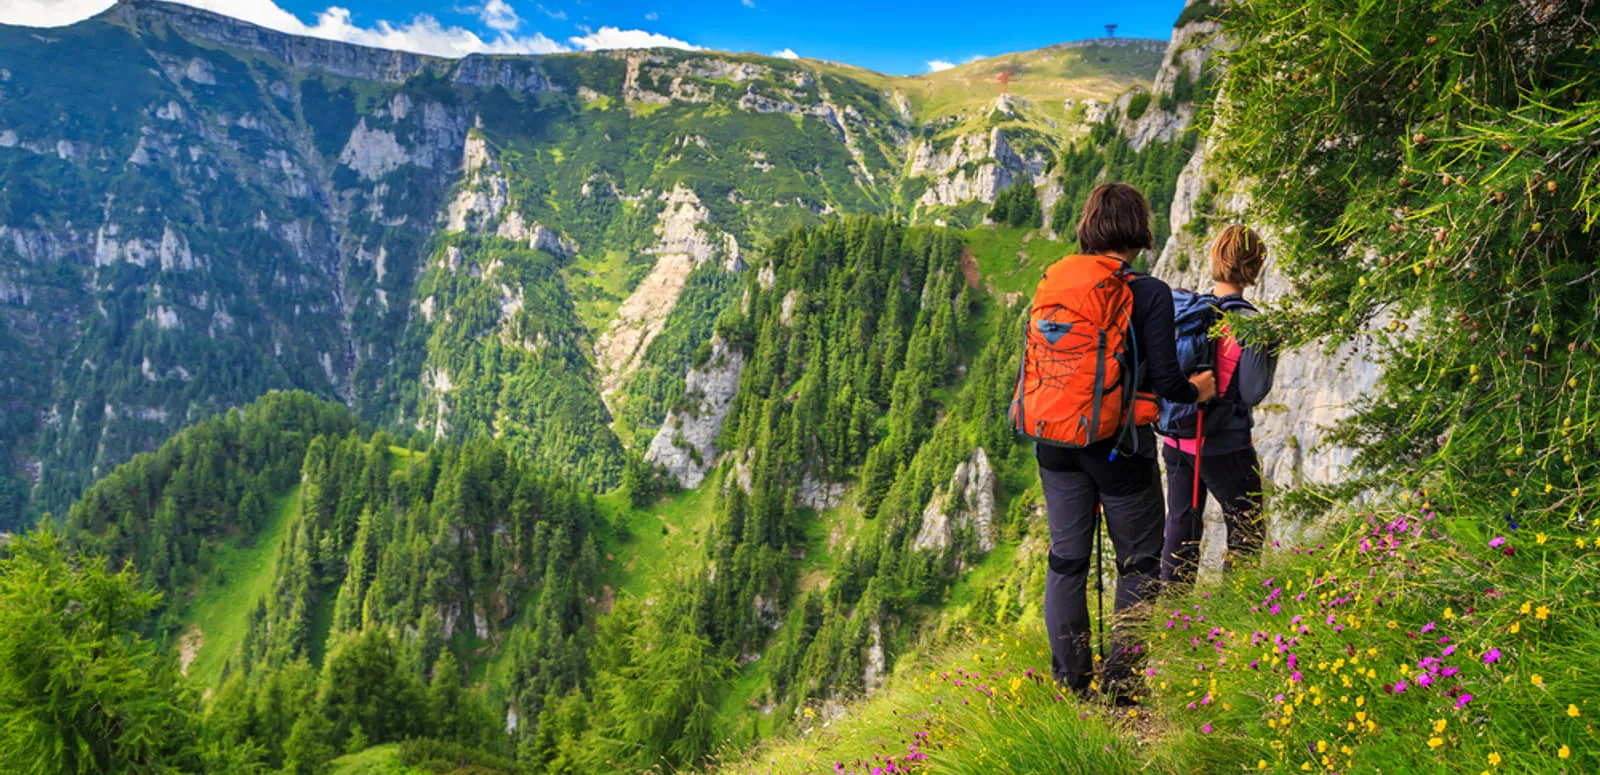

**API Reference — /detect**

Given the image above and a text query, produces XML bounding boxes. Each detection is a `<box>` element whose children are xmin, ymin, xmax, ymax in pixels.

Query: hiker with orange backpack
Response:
<box><xmin>1011</xmin><ymin>182</ymin><xmax>1215</xmax><ymax>704</ymax></box>
<box><xmin>1157</xmin><ymin>226</ymin><xmax>1279</xmax><ymax>587</ymax></box>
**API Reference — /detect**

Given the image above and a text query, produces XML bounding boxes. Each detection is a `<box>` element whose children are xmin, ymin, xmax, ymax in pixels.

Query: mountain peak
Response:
<box><xmin>95</xmin><ymin>0</ymin><xmax>456</xmax><ymax>84</ymax></box>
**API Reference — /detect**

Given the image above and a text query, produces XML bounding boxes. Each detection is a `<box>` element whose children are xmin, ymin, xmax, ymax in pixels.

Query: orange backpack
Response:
<box><xmin>1010</xmin><ymin>255</ymin><xmax>1156</xmax><ymax>448</ymax></box>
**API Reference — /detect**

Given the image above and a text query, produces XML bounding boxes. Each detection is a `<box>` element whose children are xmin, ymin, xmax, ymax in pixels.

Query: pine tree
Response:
<box><xmin>0</xmin><ymin>531</ymin><xmax>205</xmax><ymax>773</ymax></box>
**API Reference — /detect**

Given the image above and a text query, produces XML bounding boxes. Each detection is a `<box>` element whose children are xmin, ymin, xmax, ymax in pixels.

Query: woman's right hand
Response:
<box><xmin>1190</xmin><ymin>370</ymin><xmax>1217</xmax><ymax>403</ymax></box>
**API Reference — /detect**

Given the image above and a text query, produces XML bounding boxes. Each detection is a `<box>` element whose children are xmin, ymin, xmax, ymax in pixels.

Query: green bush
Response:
<box><xmin>397</xmin><ymin>738</ymin><xmax>520</xmax><ymax>774</ymax></box>
<box><xmin>1126</xmin><ymin>91</ymin><xmax>1153</xmax><ymax>121</ymax></box>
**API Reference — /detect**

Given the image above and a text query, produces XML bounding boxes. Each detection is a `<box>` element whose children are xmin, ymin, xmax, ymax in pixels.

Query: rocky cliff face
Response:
<box><xmin>103</xmin><ymin>0</ymin><xmax>556</xmax><ymax>92</ymax></box>
<box><xmin>1143</xmin><ymin>3</ymin><xmax>1382</xmax><ymax>555</ymax></box>
<box><xmin>1119</xmin><ymin>14</ymin><xmax>1224</xmax><ymax>150</ymax></box>
<box><xmin>912</xmin><ymin>447</ymin><xmax>999</xmax><ymax>559</ymax></box>
<box><xmin>645</xmin><ymin>336</ymin><xmax>744</xmax><ymax>489</ymax></box>
<box><xmin>1154</xmin><ymin>142</ymin><xmax>1381</xmax><ymax>490</ymax></box>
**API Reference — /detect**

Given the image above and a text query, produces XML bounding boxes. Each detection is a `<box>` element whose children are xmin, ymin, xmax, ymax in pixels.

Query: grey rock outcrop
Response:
<box><xmin>912</xmin><ymin>446</ymin><xmax>998</xmax><ymax>556</ymax></box>
<box><xmin>444</xmin><ymin>131</ymin><xmax>509</xmax><ymax>233</ymax></box>
<box><xmin>1120</xmin><ymin>10</ymin><xmax>1225</xmax><ymax>150</ymax></box>
<box><xmin>910</xmin><ymin>128</ymin><xmax>1049</xmax><ymax>209</ymax></box>
<box><xmin>645</xmin><ymin>336</ymin><xmax>745</xmax><ymax>488</ymax></box>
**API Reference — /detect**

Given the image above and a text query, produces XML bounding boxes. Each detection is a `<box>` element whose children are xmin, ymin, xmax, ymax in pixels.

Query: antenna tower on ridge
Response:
<box><xmin>1105</xmin><ymin>24</ymin><xmax>1118</xmax><ymax>38</ymax></box>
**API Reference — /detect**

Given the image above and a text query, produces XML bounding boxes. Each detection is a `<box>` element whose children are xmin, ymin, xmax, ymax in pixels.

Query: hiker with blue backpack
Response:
<box><xmin>1011</xmin><ymin>182</ymin><xmax>1216</xmax><ymax>704</ymax></box>
<box><xmin>1156</xmin><ymin>225</ymin><xmax>1279</xmax><ymax>586</ymax></box>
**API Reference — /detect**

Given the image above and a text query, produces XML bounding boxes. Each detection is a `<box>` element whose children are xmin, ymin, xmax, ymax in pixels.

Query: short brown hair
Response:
<box><xmin>1076</xmin><ymin>183</ymin><xmax>1154</xmax><ymax>255</ymax></box>
<box><xmin>1210</xmin><ymin>225</ymin><xmax>1266</xmax><ymax>287</ymax></box>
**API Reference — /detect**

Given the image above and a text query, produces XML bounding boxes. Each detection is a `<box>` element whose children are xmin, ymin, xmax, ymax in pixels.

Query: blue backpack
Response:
<box><xmin>1156</xmin><ymin>290</ymin><xmax>1241</xmax><ymax>439</ymax></box>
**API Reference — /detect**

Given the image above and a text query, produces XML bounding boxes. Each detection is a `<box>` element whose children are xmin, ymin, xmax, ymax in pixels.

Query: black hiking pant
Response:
<box><xmin>1038</xmin><ymin>446</ymin><xmax>1165</xmax><ymax>695</ymax></box>
<box><xmin>1160</xmin><ymin>445</ymin><xmax>1265</xmax><ymax>586</ymax></box>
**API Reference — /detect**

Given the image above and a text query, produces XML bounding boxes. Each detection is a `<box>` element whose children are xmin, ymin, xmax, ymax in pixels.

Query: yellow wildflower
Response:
<box><xmin>1317</xmin><ymin>740</ymin><xmax>1328</xmax><ymax>753</ymax></box>
<box><xmin>1531</xmin><ymin>674</ymin><xmax>1544</xmax><ymax>688</ymax></box>
<box><xmin>1488</xmin><ymin>752</ymin><xmax>1502</xmax><ymax>765</ymax></box>
<box><xmin>1520</xmin><ymin>601</ymin><xmax>1532</xmax><ymax>614</ymax></box>
<box><xmin>1511</xmin><ymin>621</ymin><xmax>1522</xmax><ymax>634</ymax></box>
<box><xmin>1537</xmin><ymin>605</ymin><xmax>1550</xmax><ymax>621</ymax></box>
<box><xmin>1429</xmin><ymin>737</ymin><xmax>1444</xmax><ymax>749</ymax></box>
<box><xmin>1434</xmin><ymin>718</ymin><xmax>1447</xmax><ymax>733</ymax></box>
<box><xmin>1537</xmin><ymin>532</ymin><xmax>1549</xmax><ymax>545</ymax></box>
<box><xmin>1559</xmin><ymin>745</ymin><xmax>1570</xmax><ymax>759</ymax></box>
<box><xmin>1568</xmin><ymin>704</ymin><xmax>1580</xmax><ymax>717</ymax></box>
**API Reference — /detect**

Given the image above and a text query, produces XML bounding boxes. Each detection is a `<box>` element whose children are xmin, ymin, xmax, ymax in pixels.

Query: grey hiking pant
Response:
<box><xmin>1038</xmin><ymin>450</ymin><xmax>1165</xmax><ymax>693</ymax></box>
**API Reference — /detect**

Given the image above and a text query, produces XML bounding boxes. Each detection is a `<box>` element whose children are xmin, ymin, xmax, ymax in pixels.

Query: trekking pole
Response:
<box><xmin>1094</xmin><ymin>503</ymin><xmax>1105</xmax><ymax>665</ymax></box>
<box><xmin>1187</xmin><ymin>408</ymin><xmax>1205</xmax><ymax>582</ymax></box>
<box><xmin>1193</xmin><ymin>409</ymin><xmax>1205</xmax><ymax>510</ymax></box>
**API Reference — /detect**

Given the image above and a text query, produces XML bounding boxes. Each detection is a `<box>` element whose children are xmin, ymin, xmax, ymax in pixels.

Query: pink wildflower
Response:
<box><xmin>1489</xmin><ymin>536</ymin><xmax>1506</xmax><ymax>549</ymax></box>
<box><xmin>1484</xmin><ymin>648</ymin><xmax>1502</xmax><ymax>664</ymax></box>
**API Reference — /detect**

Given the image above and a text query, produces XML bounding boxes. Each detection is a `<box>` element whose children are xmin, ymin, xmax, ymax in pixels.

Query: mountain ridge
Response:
<box><xmin>84</xmin><ymin>0</ymin><xmax>1166</xmax><ymax>83</ymax></box>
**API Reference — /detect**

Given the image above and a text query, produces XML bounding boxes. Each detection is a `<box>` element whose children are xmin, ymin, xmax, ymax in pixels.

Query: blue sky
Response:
<box><xmin>5</xmin><ymin>0</ymin><xmax>1186</xmax><ymax>74</ymax></box>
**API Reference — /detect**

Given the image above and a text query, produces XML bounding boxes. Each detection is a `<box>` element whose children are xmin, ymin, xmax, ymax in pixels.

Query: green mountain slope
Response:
<box><xmin>0</xmin><ymin>0</ymin><xmax>1163</xmax><ymax>531</ymax></box>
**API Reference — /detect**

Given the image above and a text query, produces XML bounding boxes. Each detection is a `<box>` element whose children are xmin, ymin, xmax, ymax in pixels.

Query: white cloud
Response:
<box><xmin>771</xmin><ymin>48</ymin><xmax>799</xmax><ymax>59</ymax></box>
<box><xmin>0</xmin><ymin>0</ymin><xmax>123</xmax><ymax>28</ymax></box>
<box><xmin>926</xmin><ymin>59</ymin><xmax>956</xmax><ymax>72</ymax></box>
<box><xmin>535</xmin><ymin>4</ymin><xmax>567</xmax><ymax>21</ymax></box>
<box><xmin>964</xmin><ymin>53</ymin><xmax>988</xmax><ymax>63</ymax></box>
<box><xmin>644</xmin><ymin>11</ymin><xmax>659</xmax><ymax>20</ymax></box>
<box><xmin>0</xmin><ymin>0</ymin><xmax>705</xmax><ymax>59</ymax></box>
<box><xmin>568</xmin><ymin>26</ymin><xmax>700</xmax><ymax>51</ymax></box>
<box><xmin>475</xmin><ymin>0</ymin><xmax>520</xmax><ymax>31</ymax></box>
<box><xmin>741</xmin><ymin>0</ymin><xmax>756</xmax><ymax>6</ymax></box>
<box><xmin>303</xmin><ymin>6</ymin><xmax>566</xmax><ymax>56</ymax></box>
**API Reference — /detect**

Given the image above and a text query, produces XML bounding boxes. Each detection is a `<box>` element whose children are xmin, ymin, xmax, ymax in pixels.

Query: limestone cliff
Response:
<box><xmin>645</xmin><ymin>336</ymin><xmax>744</xmax><ymax>489</ymax></box>
<box><xmin>1142</xmin><ymin>2</ymin><xmax>1382</xmax><ymax>556</ymax></box>
<box><xmin>912</xmin><ymin>447</ymin><xmax>999</xmax><ymax>559</ymax></box>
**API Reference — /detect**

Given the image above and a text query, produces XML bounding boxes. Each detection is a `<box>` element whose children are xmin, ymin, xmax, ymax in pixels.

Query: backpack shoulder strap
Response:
<box><xmin>1216</xmin><ymin>294</ymin><xmax>1257</xmax><ymax>314</ymax></box>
